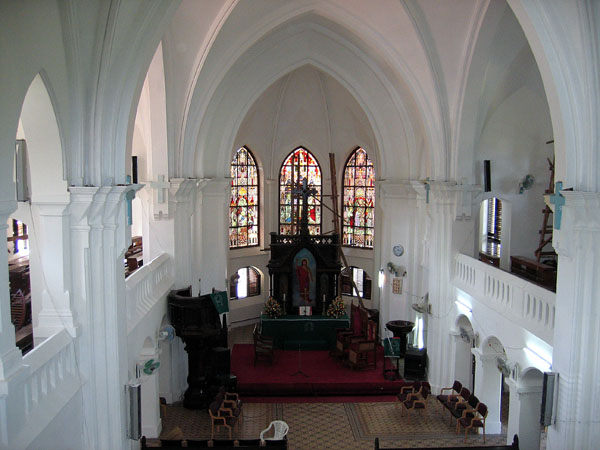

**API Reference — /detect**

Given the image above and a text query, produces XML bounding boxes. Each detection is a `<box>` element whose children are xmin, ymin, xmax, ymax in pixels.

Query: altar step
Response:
<box><xmin>231</xmin><ymin>344</ymin><xmax>412</xmax><ymax>397</ymax></box>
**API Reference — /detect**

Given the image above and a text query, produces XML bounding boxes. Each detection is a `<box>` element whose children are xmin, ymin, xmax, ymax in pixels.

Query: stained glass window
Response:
<box><xmin>342</xmin><ymin>147</ymin><xmax>375</xmax><ymax>248</ymax></box>
<box><xmin>229</xmin><ymin>147</ymin><xmax>259</xmax><ymax>249</ymax></box>
<box><xmin>279</xmin><ymin>147</ymin><xmax>322</xmax><ymax>235</ymax></box>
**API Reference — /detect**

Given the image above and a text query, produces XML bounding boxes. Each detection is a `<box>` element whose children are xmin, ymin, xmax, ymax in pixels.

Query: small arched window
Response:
<box><xmin>342</xmin><ymin>147</ymin><xmax>375</xmax><ymax>248</ymax></box>
<box><xmin>229</xmin><ymin>266</ymin><xmax>261</xmax><ymax>299</ymax></box>
<box><xmin>229</xmin><ymin>147</ymin><xmax>259</xmax><ymax>249</ymax></box>
<box><xmin>481</xmin><ymin>197</ymin><xmax>502</xmax><ymax>259</ymax></box>
<box><xmin>341</xmin><ymin>266</ymin><xmax>372</xmax><ymax>300</ymax></box>
<box><xmin>279</xmin><ymin>147</ymin><xmax>322</xmax><ymax>235</ymax></box>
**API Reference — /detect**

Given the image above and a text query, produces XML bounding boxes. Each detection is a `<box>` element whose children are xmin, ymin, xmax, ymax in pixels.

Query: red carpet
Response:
<box><xmin>231</xmin><ymin>344</ymin><xmax>408</xmax><ymax>397</ymax></box>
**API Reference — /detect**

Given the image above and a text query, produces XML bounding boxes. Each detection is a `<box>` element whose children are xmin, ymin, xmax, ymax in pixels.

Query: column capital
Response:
<box><xmin>198</xmin><ymin>178</ymin><xmax>230</xmax><ymax>197</ymax></box>
<box><xmin>553</xmin><ymin>191</ymin><xmax>600</xmax><ymax>257</ymax></box>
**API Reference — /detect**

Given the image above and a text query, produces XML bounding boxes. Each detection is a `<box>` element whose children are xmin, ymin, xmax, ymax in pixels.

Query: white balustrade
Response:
<box><xmin>454</xmin><ymin>254</ymin><xmax>555</xmax><ymax>344</ymax></box>
<box><xmin>1</xmin><ymin>329</ymin><xmax>81</xmax><ymax>449</ymax></box>
<box><xmin>126</xmin><ymin>252</ymin><xmax>174</xmax><ymax>333</ymax></box>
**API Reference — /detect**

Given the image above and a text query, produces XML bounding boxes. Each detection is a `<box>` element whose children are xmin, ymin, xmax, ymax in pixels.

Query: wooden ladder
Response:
<box><xmin>328</xmin><ymin>153</ymin><xmax>365</xmax><ymax>308</ymax></box>
<box><xmin>534</xmin><ymin>153</ymin><xmax>556</xmax><ymax>263</ymax></box>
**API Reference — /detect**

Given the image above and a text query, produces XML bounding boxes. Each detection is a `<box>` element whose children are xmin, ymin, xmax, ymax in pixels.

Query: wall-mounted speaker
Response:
<box><xmin>132</xmin><ymin>156</ymin><xmax>138</xmax><ymax>184</ymax></box>
<box><xmin>127</xmin><ymin>382</ymin><xmax>141</xmax><ymax>440</ymax></box>
<box><xmin>483</xmin><ymin>160</ymin><xmax>491</xmax><ymax>192</ymax></box>
<box><xmin>540</xmin><ymin>371</ymin><xmax>557</xmax><ymax>426</ymax></box>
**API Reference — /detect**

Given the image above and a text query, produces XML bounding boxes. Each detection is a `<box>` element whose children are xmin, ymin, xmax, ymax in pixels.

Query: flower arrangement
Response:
<box><xmin>264</xmin><ymin>296</ymin><xmax>283</xmax><ymax>318</ymax></box>
<box><xmin>327</xmin><ymin>296</ymin><xmax>346</xmax><ymax>318</ymax></box>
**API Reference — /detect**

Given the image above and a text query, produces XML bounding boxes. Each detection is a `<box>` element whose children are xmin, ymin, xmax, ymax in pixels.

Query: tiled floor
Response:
<box><xmin>155</xmin><ymin>324</ymin><xmax>544</xmax><ymax>449</ymax></box>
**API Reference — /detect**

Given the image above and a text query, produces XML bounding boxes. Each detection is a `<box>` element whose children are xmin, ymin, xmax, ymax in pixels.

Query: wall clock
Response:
<box><xmin>393</xmin><ymin>244</ymin><xmax>404</xmax><ymax>257</ymax></box>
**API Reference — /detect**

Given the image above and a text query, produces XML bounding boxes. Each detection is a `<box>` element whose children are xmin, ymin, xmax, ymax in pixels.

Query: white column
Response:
<box><xmin>195</xmin><ymin>179</ymin><xmax>229</xmax><ymax>296</ymax></box>
<box><xmin>69</xmin><ymin>186</ymin><xmax>133</xmax><ymax>450</ymax></box>
<box><xmin>472</xmin><ymin>349</ymin><xmax>503</xmax><ymax>434</ymax></box>
<box><xmin>547</xmin><ymin>192</ymin><xmax>600</xmax><ymax>450</ymax></box>
<box><xmin>140</xmin><ymin>348</ymin><xmax>161</xmax><ymax>438</ymax></box>
<box><xmin>423</xmin><ymin>183</ymin><xmax>459</xmax><ymax>392</ymax></box>
<box><xmin>170</xmin><ymin>178</ymin><xmax>200</xmax><ymax>288</ymax></box>
<box><xmin>31</xmin><ymin>200</ymin><xmax>79</xmax><ymax>339</ymax></box>
<box><xmin>506</xmin><ymin>377</ymin><xmax>543</xmax><ymax>450</ymax></box>
<box><xmin>0</xmin><ymin>200</ymin><xmax>25</xmax><ymax>381</ymax></box>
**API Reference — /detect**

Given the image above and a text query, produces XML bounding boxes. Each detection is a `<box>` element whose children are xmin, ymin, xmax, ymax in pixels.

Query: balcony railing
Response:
<box><xmin>126</xmin><ymin>252</ymin><xmax>174</xmax><ymax>334</ymax></box>
<box><xmin>1</xmin><ymin>329</ymin><xmax>81</xmax><ymax>449</ymax></box>
<box><xmin>454</xmin><ymin>254</ymin><xmax>555</xmax><ymax>344</ymax></box>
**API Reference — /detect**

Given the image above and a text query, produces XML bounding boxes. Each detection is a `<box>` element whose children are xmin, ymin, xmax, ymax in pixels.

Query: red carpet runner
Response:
<box><xmin>231</xmin><ymin>344</ymin><xmax>407</xmax><ymax>397</ymax></box>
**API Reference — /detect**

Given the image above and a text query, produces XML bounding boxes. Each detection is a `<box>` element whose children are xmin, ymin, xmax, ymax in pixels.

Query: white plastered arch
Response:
<box><xmin>181</xmin><ymin>12</ymin><xmax>440</xmax><ymax>182</ymax></box>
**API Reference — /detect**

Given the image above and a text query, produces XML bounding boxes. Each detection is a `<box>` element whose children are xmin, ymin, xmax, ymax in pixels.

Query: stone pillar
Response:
<box><xmin>170</xmin><ymin>178</ymin><xmax>200</xmax><ymax>288</ymax></box>
<box><xmin>140</xmin><ymin>347</ymin><xmax>161</xmax><ymax>438</ymax></box>
<box><xmin>0</xmin><ymin>200</ymin><xmax>24</xmax><ymax>381</ymax></box>
<box><xmin>196</xmin><ymin>179</ymin><xmax>229</xmax><ymax>296</ymax></box>
<box><xmin>422</xmin><ymin>183</ymin><xmax>459</xmax><ymax>392</ymax></box>
<box><xmin>472</xmin><ymin>348</ymin><xmax>503</xmax><ymax>434</ymax></box>
<box><xmin>547</xmin><ymin>192</ymin><xmax>600</xmax><ymax>450</ymax></box>
<box><xmin>506</xmin><ymin>377</ymin><xmax>543</xmax><ymax>450</ymax></box>
<box><xmin>30</xmin><ymin>199</ymin><xmax>79</xmax><ymax>339</ymax></box>
<box><xmin>69</xmin><ymin>186</ymin><xmax>134</xmax><ymax>450</ymax></box>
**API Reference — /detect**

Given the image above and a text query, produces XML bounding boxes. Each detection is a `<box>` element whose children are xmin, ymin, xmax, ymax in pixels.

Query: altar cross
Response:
<box><xmin>150</xmin><ymin>174</ymin><xmax>171</xmax><ymax>219</ymax></box>
<box><xmin>292</xmin><ymin>177</ymin><xmax>317</xmax><ymax>234</ymax></box>
<box><xmin>549</xmin><ymin>181</ymin><xmax>565</xmax><ymax>230</ymax></box>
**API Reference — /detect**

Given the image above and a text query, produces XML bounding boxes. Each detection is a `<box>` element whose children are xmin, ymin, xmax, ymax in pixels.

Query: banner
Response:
<box><xmin>210</xmin><ymin>290</ymin><xmax>229</xmax><ymax>314</ymax></box>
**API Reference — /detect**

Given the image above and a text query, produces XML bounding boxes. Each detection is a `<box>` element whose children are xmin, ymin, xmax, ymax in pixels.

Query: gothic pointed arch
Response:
<box><xmin>342</xmin><ymin>147</ymin><xmax>375</xmax><ymax>248</ymax></box>
<box><xmin>229</xmin><ymin>146</ymin><xmax>259</xmax><ymax>248</ymax></box>
<box><xmin>279</xmin><ymin>147</ymin><xmax>322</xmax><ymax>235</ymax></box>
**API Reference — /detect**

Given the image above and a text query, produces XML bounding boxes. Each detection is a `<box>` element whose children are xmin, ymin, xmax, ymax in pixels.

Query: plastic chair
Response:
<box><xmin>260</xmin><ymin>420</ymin><xmax>289</xmax><ymax>442</ymax></box>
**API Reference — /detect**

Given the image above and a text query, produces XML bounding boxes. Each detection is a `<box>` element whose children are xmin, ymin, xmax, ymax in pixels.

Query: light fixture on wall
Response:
<box><xmin>518</xmin><ymin>174</ymin><xmax>535</xmax><ymax>194</ymax></box>
<box><xmin>378</xmin><ymin>269</ymin><xmax>385</xmax><ymax>288</ymax></box>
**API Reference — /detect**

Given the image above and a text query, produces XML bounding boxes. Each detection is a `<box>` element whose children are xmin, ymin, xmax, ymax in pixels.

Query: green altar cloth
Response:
<box><xmin>260</xmin><ymin>314</ymin><xmax>350</xmax><ymax>350</ymax></box>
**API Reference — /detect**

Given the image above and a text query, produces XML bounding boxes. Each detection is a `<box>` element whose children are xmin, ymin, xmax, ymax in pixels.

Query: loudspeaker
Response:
<box><xmin>540</xmin><ymin>371</ymin><xmax>557</xmax><ymax>426</ymax></box>
<box><xmin>483</xmin><ymin>160</ymin><xmax>491</xmax><ymax>192</ymax></box>
<box><xmin>127</xmin><ymin>382</ymin><xmax>141</xmax><ymax>440</ymax></box>
<box><xmin>132</xmin><ymin>156</ymin><xmax>138</xmax><ymax>184</ymax></box>
<box><xmin>15</xmin><ymin>140</ymin><xmax>29</xmax><ymax>201</ymax></box>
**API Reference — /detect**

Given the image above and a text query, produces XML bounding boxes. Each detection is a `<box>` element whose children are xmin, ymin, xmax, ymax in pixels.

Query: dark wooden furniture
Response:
<box><xmin>457</xmin><ymin>401</ymin><xmax>488</xmax><ymax>443</ymax></box>
<box><xmin>168</xmin><ymin>287</ymin><xmax>228</xmax><ymax>409</ymax></box>
<box><xmin>479</xmin><ymin>251</ymin><xmax>500</xmax><ymax>267</ymax></box>
<box><xmin>436</xmin><ymin>380</ymin><xmax>463</xmax><ymax>412</ymax></box>
<box><xmin>404</xmin><ymin>346</ymin><xmax>427</xmax><ymax>379</ymax></box>
<box><xmin>253</xmin><ymin>324</ymin><xmax>274</xmax><ymax>365</ymax></box>
<box><xmin>125</xmin><ymin>235</ymin><xmax>143</xmax><ymax>276</ymax></box>
<box><xmin>510</xmin><ymin>255</ymin><xmax>556</xmax><ymax>290</ymax></box>
<box><xmin>260</xmin><ymin>314</ymin><xmax>349</xmax><ymax>350</ymax></box>
<box><xmin>141</xmin><ymin>436</ymin><xmax>288</xmax><ymax>449</ymax></box>
<box><xmin>400</xmin><ymin>384</ymin><xmax>430</xmax><ymax>420</ymax></box>
<box><xmin>374</xmin><ymin>434</ymin><xmax>519</xmax><ymax>450</ymax></box>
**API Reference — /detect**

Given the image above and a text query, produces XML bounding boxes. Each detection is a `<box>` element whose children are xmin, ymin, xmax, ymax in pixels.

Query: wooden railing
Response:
<box><xmin>454</xmin><ymin>254</ymin><xmax>555</xmax><ymax>344</ymax></box>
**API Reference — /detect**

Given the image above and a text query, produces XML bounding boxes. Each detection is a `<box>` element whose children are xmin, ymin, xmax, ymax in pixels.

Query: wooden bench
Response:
<box><xmin>510</xmin><ymin>256</ymin><xmax>556</xmax><ymax>290</ymax></box>
<box><xmin>374</xmin><ymin>434</ymin><xmax>519</xmax><ymax>449</ymax></box>
<box><xmin>141</xmin><ymin>436</ymin><xmax>287</xmax><ymax>449</ymax></box>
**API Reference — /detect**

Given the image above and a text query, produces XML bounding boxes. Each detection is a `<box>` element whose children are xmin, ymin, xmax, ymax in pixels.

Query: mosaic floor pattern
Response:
<box><xmin>158</xmin><ymin>400</ymin><xmax>506</xmax><ymax>449</ymax></box>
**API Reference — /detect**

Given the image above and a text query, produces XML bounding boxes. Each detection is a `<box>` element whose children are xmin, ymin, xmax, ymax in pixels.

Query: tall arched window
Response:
<box><xmin>279</xmin><ymin>147</ymin><xmax>322</xmax><ymax>235</ymax></box>
<box><xmin>229</xmin><ymin>146</ymin><xmax>259</xmax><ymax>248</ymax></box>
<box><xmin>342</xmin><ymin>147</ymin><xmax>375</xmax><ymax>248</ymax></box>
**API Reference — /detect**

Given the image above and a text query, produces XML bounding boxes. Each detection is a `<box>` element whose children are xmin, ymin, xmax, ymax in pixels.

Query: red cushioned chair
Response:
<box><xmin>457</xmin><ymin>401</ymin><xmax>487</xmax><ymax>443</ymax></box>
<box><xmin>401</xmin><ymin>384</ymin><xmax>430</xmax><ymax>421</ymax></box>
<box><xmin>332</xmin><ymin>303</ymin><xmax>364</xmax><ymax>359</ymax></box>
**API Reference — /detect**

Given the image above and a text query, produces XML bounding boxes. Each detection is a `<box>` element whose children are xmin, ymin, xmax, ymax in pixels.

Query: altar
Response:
<box><xmin>260</xmin><ymin>313</ymin><xmax>349</xmax><ymax>350</ymax></box>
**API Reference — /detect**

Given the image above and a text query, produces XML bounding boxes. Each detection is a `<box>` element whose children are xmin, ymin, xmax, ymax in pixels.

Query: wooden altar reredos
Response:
<box><xmin>267</xmin><ymin>231</ymin><xmax>342</xmax><ymax>315</ymax></box>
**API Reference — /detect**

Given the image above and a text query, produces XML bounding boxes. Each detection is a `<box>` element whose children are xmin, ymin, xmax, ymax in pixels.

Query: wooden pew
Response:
<box><xmin>374</xmin><ymin>434</ymin><xmax>519</xmax><ymax>450</ymax></box>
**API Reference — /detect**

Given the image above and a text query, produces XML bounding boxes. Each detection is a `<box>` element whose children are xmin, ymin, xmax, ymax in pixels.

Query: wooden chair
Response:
<box><xmin>332</xmin><ymin>303</ymin><xmax>363</xmax><ymax>359</ymax></box>
<box><xmin>436</xmin><ymin>380</ymin><xmax>462</xmax><ymax>412</ymax></box>
<box><xmin>218</xmin><ymin>387</ymin><xmax>243</xmax><ymax>424</ymax></box>
<box><xmin>253</xmin><ymin>324</ymin><xmax>274</xmax><ymax>366</ymax></box>
<box><xmin>457</xmin><ymin>401</ymin><xmax>488</xmax><ymax>442</ymax></box>
<box><xmin>401</xmin><ymin>384</ymin><xmax>430</xmax><ymax>421</ymax></box>
<box><xmin>397</xmin><ymin>381</ymin><xmax>430</xmax><ymax>404</ymax></box>
<box><xmin>208</xmin><ymin>399</ymin><xmax>238</xmax><ymax>440</ymax></box>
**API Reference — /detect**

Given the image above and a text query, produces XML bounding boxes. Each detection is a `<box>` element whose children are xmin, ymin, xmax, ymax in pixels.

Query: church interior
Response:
<box><xmin>1</xmin><ymin>1</ymin><xmax>599</xmax><ymax>449</ymax></box>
